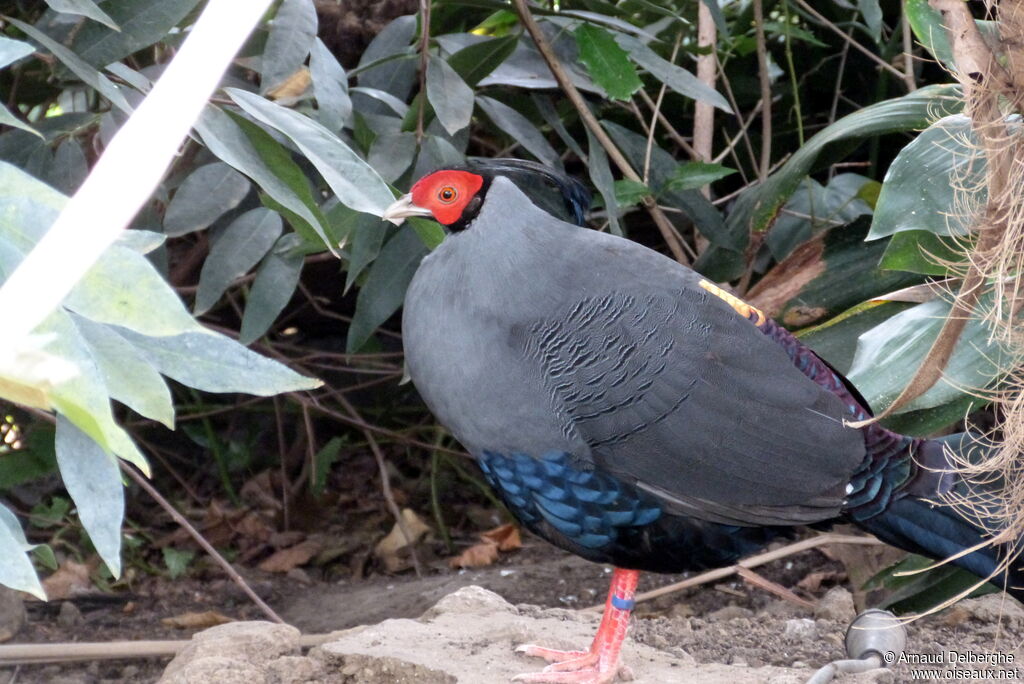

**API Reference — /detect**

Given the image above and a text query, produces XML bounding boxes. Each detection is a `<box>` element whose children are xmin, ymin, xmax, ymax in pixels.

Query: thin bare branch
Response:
<box><xmin>121</xmin><ymin>462</ymin><xmax>284</xmax><ymax>624</ymax></box>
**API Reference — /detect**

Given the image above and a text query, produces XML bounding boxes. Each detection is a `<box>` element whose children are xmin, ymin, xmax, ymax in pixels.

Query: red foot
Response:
<box><xmin>511</xmin><ymin>568</ymin><xmax>640</xmax><ymax>684</ymax></box>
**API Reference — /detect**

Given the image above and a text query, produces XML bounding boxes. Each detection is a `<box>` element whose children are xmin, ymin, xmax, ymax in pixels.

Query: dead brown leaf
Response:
<box><xmin>449</xmin><ymin>541</ymin><xmax>499</xmax><ymax>569</ymax></box>
<box><xmin>481</xmin><ymin>523</ymin><xmax>522</xmax><ymax>552</ymax></box>
<box><xmin>258</xmin><ymin>539</ymin><xmax>324</xmax><ymax>573</ymax></box>
<box><xmin>161</xmin><ymin>610</ymin><xmax>233</xmax><ymax>629</ymax></box>
<box><xmin>373</xmin><ymin>508</ymin><xmax>432</xmax><ymax>571</ymax></box>
<box><xmin>42</xmin><ymin>560</ymin><xmax>94</xmax><ymax>600</ymax></box>
<box><xmin>796</xmin><ymin>570</ymin><xmax>843</xmax><ymax>593</ymax></box>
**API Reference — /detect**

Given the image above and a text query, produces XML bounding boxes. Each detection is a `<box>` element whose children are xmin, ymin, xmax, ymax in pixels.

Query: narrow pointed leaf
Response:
<box><xmin>615</xmin><ymin>34</ymin><xmax>730</xmax><ymax>111</ymax></box>
<box><xmin>0</xmin><ymin>104</ymin><xmax>40</xmax><ymax>139</ymax></box>
<box><xmin>164</xmin><ymin>162</ymin><xmax>251</xmax><ymax>237</ymax></box>
<box><xmin>227</xmin><ymin>89</ymin><xmax>395</xmax><ymax>217</ymax></box>
<box><xmin>447</xmin><ymin>34</ymin><xmax>518</xmax><ymax>87</ymax></box>
<box><xmin>0</xmin><ymin>37</ymin><xmax>35</xmax><ymax>70</ymax></box>
<box><xmin>477</xmin><ymin>96</ymin><xmax>559</xmax><ymax>168</ymax></box>
<box><xmin>195</xmin><ymin>209</ymin><xmax>283</xmax><ymax>315</ymax></box>
<box><xmin>261</xmin><ymin>0</ymin><xmax>317</xmax><ymax>93</ymax></box>
<box><xmin>347</xmin><ymin>228</ymin><xmax>428</xmax><ymax>352</ymax></box>
<box><xmin>44</xmin><ymin>0</ymin><xmax>119</xmax><ymax>30</ymax></box>
<box><xmin>64</xmin><ymin>244</ymin><xmax>204</xmax><ymax>337</ymax></box>
<box><xmin>72</xmin><ymin>314</ymin><xmax>174</xmax><ymax>427</ymax></box>
<box><xmin>586</xmin><ymin>128</ymin><xmax>620</xmax><ymax>235</ymax></box>
<box><xmin>309</xmin><ymin>37</ymin><xmax>352</xmax><ymax>131</ymax></box>
<box><xmin>195</xmin><ymin>106</ymin><xmax>330</xmax><ymax>249</ymax></box>
<box><xmin>426</xmin><ymin>55</ymin><xmax>474</xmax><ymax>136</ymax></box>
<box><xmin>0</xmin><ymin>503</ymin><xmax>45</xmax><ymax>599</ymax></box>
<box><xmin>239</xmin><ymin>235</ymin><xmax>305</xmax><ymax>344</ymax></box>
<box><xmin>56</xmin><ymin>415</ymin><xmax>124</xmax><ymax>578</ymax></box>
<box><xmin>115</xmin><ymin>327</ymin><xmax>322</xmax><ymax>394</ymax></box>
<box><xmin>63</xmin><ymin>0</ymin><xmax>202</xmax><ymax>68</ymax></box>
<box><xmin>7</xmin><ymin>18</ymin><xmax>132</xmax><ymax>114</ymax></box>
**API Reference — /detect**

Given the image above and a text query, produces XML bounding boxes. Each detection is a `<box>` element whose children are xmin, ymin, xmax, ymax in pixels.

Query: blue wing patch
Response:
<box><xmin>478</xmin><ymin>451</ymin><xmax>661</xmax><ymax>549</ymax></box>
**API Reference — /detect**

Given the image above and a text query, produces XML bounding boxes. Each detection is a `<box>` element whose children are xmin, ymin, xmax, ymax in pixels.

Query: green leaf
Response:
<box><xmin>586</xmin><ymin>128</ymin><xmax>621</xmax><ymax>235</ymax></box>
<box><xmin>602</xmin><ymin>121</ymin><xmax>730</xmax><ymax>247</ymax></box>
<box><xmin>55</xmin><ymin>415</ymin><xmax>124</xmax><ymax>578</ymax></box>
<box><xmin>261</xmin><ymin>0</ymin><xmax>317</xmax><ymax>93</ymax></box>
<box><xmin>195</xmin><ymin>106</ymin><xmax>331</xmax><ymax>250</ymax></box>
<box><xmin>47</xmin><ymin>139</ymin><xmax>89</xmax><ymax>195</ymax></box>
<box><xmin>847</xmin><ymin>295</ymin><xmax>1009</xmax><ymax>414</ymax></box>
<box><xmin>345</xmin><ymin>214</ymin><xmax>389</xmax><ymax>292</ymax></box>
<box><xmin>879</xmin><ymin>230</ymin><xmax>968</xmax><ymax>276</ymax></box>
<box><xmin>309</xmin><ymin>37</ymin><xmax>352</xmax><ymax>132</ymax></box>
<box><xmin>574</xmin><ymin>24</ymin><xmax>642</xmax><ymax>101</ymax></box>
<box><xmin>409</xmin><ymin>216</ymin><xmax>446</xmax><ymax>250</ymax></box>
<box><xmin>239</xmin><ymin>234</ymin><xmax>305</xmax><ymax>345</ymax></box>
<box><xmin>368</xmin><ymin>131</ymin><xmax>417</xmax><ymax>183</ymax></box>
<box><xmin>7</xmin><ymin>18</ymin><xmax>133</xmax><ymax>114</ymax></box>
<box><xmin>477</xmin><ymin>96</ymin><xmax>559</xmax><ymax>168</ymax></box>
<box><xmin>727</xmin><ymin>84</ymin><xmax>963</xmax><ymax>240</ymax></box>
<box><xmin>905</xmin><ymin>0</ymin><xmax>954</xmax><ymax>70</ymax></box>
<box><xmin>64</xmin><ymin>244</ymin><xmax>204</xmax><ymax>337</ymax></box>
<box><xmin>71</xmin><ymin>314</ymin><xmax>175</xmax><ymax>427</ymax></box>
<box><xmin>62</xmin><ymin>0</ymin><xmax>202</xmax><ymax>68</ymax></box>
<box><xmin>613</xmin><ymin>179</ymin><xmax>649</xmax><ymax>207</ymax></box>
<box><xmin>162</xmin><ymin>547</ymin><xmax>195</xmax><ymax>580</ymax></box>
<box><xmin>312</xmin><ymin>436</ymin><xmax>344</xmax><ymax>496</ymax></box>
<box><xmin>857</xmin><ymin>0</ymin><xmax>883</xmax><ymax>43</ymax></box>
<box><xmin>346</xmin><ymin>227</ymin><xmax>428</xmax><ymax>352</ymax></box>
<box><xmin>0</xmin><ymin>37</ymin><xmax>35</xmax><ymax>70</ymax></box>
<box><xmin>615</xmin><ymin>34</ymin><xmax>731</xmax><ymax>112</ymax></box>
<box><xmin>0</xmin><ymin>103</ymin><xmax>40</xmax><ymax>139</ymax></box>
<box><xmin>870</xmin><ymin>115</ymin><xmax>978</xmax><ymax>240</ymax></box>
<box><xmin>447</xmin><ymin>34</ymin><xmax>518</xmax><ymax>88</ymax></box>
<box><xmin>195</xmin><ymin>209</ymin><xmax>283</xmax><ymax>315</ymax></box>
<box><xmin>164</xmin><ymin>162</ymin><xmax>251</xmax><ymax>237</ymax></box>
<box><xmin>115</xmin><ymin>327</ymin><xmax>322</xmax><ymax>395</ymax></box>
<box><xmin>663</xmin><ymin>162</ymin><xmax>736</xmax><ymax>192</ymax></box>
<box><xmin>880</xmin><ymin>394</ymin><xmax>984</xmax><ymax>437</ymax></box>
<box><xmin>228</xmin><ymin>89</ymin><xmax>396</xmax><ymax>217</ymax></box>
<box><xmin>44</xmin><ymin>0</ymin><xmax>119</xmax><ymax>30</ymax></box>
<box><xmin>0</xmin><ymin>503</ymin><xmax>45</xmax><ymax>599</ymax></box>
<box><xmin>798</xmin><ymin>301</ymin><xmax>915</xmax><ymax>374</ymax></box>
<box><xmin>425</xmin><ymin>55</ymin><xmax>475</xmax><ymax>136</ymax></box>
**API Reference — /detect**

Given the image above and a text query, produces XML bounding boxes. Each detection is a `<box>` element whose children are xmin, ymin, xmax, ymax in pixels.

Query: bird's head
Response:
<box><xmin>382</xmin><ymin>159</ymin><xmax>591</xmax><ymax>232</ymax></box>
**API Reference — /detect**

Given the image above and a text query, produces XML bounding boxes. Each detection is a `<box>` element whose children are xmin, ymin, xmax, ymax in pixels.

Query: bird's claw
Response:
<box><xmin>512</xmin><ymin>643</ymin><xmax>631</xmax><ymax>683</ymax></box>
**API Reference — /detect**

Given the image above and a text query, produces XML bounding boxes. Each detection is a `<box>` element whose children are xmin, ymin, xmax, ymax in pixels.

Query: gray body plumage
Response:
<box><xmin>402</xmin><ymin>177</ymin><xmax>866</xmax><ymax>529</ymax></box>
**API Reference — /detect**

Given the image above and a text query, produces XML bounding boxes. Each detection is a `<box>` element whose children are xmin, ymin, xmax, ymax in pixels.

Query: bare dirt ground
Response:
<box><xmin>5</xmin><ymin>534</ymin><xmax>1024</xmax><ymax>683</ymax></box>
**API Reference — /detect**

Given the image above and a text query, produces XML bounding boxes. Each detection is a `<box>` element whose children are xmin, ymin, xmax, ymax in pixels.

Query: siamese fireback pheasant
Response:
<box><xmin>382</xmin><ymin>159</ymin><xmax>1023</xmax><ymax>684</ymax></box>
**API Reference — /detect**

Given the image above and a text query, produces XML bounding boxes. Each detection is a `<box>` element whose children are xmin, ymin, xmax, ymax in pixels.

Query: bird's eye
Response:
<box><xmin>438</xmin><ymin>186</ymin><xmax>458</xmax><ymax>204</ymax></box>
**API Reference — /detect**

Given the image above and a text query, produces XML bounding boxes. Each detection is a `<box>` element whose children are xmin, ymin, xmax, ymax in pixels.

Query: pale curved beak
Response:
<box><xmin>382</xmin><ymin>193</ymin><xmax>433</xmax><ymax>226</ymax></box>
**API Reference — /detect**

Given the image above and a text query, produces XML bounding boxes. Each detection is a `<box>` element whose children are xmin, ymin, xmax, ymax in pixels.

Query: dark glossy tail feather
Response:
<box><xmin>854</xmin><ymin>434</ymin><xmax>1024</xmax><ymax>602</ymax></box>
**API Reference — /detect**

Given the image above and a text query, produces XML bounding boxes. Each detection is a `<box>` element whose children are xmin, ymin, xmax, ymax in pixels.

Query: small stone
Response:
<box><xmin>57</xmin><ymin>601</ymin><xmax>84</xmax><ymax>628</ymax></box>
<box><xmin>0</xmin><ymin>585</ymin><xmax>25</xmax><ymax>642</ymax></box>
<box><xmin>706</xmin><ymin>605</ymin><xmax>753</xmax><ymax>622</ymax></box>
<box><xmin>120</xmin><ymin>665</ymin><xmax>140</xmax><ymax>679</ymax></box>
<box><xmin>782</xmin><ymin>618</ymin><xmax>817</xmax><ymax>642</ymax></box>
<box><xmin>958</xmin><ymin>594</ymin><xmax>1024</xmax><ymax>625</ymax></box>
<box><xmin>813</xmin><ymin>587</ymin><xmax>855</xmax><ymax>623</ymax></box>
<box><xmin>420</xmin><ymin>585</ymin><xmax>517</xmax><ymax>620</ymax></box>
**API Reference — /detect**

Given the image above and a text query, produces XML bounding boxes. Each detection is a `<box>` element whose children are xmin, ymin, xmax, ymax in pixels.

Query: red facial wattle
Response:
<box><xmin>409</xmin><ymin>170</ymin><xmax>484</xmax><ymax>226</ymax></box>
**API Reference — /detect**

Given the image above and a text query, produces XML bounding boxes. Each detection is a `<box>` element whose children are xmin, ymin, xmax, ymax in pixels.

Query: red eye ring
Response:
<box><xmin>438</xmin><ymin>186</ymin><xmax>458</xmax><ymax>204</ymax></box>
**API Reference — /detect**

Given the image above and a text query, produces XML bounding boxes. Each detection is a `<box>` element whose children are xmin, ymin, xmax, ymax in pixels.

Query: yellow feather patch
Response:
<box><xmin>697</xmin><ymin>279</ymin><xmax>766</xmax><ymax>326</ymax></box>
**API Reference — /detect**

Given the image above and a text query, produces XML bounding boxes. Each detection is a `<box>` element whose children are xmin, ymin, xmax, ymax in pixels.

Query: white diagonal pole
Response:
<box><xmin>0</xmin><ymin>0</ymin><xmax>272</xmax><ymax>350</ymax></box>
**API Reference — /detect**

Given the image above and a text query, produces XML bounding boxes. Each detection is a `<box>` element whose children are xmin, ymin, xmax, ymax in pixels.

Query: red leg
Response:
<box><xmin>513</xmin><ymin>568</ymin><xmax>639</xmax><ymax>683</ymax></box>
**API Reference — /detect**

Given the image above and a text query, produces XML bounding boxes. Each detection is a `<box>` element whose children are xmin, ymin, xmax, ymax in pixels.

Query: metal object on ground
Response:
<box><xmin>806</xmin><ymin>609</ymin><xmax>907</xmax><ymax>684</ymax></box>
